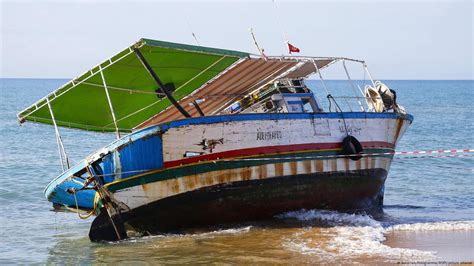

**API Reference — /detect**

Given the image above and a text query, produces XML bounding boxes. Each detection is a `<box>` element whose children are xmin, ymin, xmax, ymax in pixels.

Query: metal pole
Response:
<box><xmin>364</xmin><ymin>63</ymin><xmax>376</xmax><ymax>87</ymax></box>
<box><xmin>133</xmin><ymin>48</ymin><xmax>191</xmax><ymax>118</ymax></box>
<box><xmin>249</xmin><ymin>28</ymin><xmax>268</xmax><ymax>60</ymax></box>
<box><xmin>100</xmin><ymin>66</ymin><xmax>121</xmax><ymax>139</ymax></box>
<box><xmin>311</xmin><ymin>59</ymin><xmax>330</xmax><ymax>95</ymax></box>
<box><xmin>192</xmin><ymin>100</ymin><xmax>205</xmax><ymax>116</ymax></box>
<box><xmin>343</xmin><ymin>60</ymin><xmax>365</xmax><ymax>111</ymax></box>
<box><xmin>312</xmin><ymin>59</ymin><xmax>351</xmax><ymax>112</ymax></box>
<box><xmin>47</xmin><ymin>98</ymin><xmax>69</xmax><ymax>171</ymax></box>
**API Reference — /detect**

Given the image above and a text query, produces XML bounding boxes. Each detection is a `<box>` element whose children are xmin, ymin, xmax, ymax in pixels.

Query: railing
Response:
<box><xmin>310</xmin><ymin>58</ymin><xmax>385</xmax><ymax>113</ymax></box>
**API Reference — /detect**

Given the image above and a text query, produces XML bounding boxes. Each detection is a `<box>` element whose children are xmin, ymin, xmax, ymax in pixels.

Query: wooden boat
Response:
<box><xmin>17</xmin><ymin>39</ymin><xmax>413</xmax><ymax>241</ymax></box>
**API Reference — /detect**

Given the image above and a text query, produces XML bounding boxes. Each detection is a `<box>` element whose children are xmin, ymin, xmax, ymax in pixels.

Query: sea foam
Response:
<box><xmin>279</xmin><ymin>209</ymin><xmax>442</xmax><ymax>262</ymax></box>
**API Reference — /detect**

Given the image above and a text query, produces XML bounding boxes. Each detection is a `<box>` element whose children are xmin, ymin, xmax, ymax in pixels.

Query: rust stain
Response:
<box><xmin>258</xmin><ymin>164</ymin><xmax>267</xmax><ymax>179</ymax></box>
<box><xmin>183</xmin><ymin>175</ymin><xmax>196</xmax><ymax>190</ymax></box>
<box><xmin>331</xmin><ymin>159</ymin><xmax>337</xmax><ymax>172</ymax></box>
<box><xmin>203</xmin><ymin>174</ymin><xmax>214</xmax><ymax>186</ymax></box>
<box><xmin>344</xmin><ymin>158</ymin><xmax>350</xmax><ymax>171</ymax></box>
<box><xmin>141</xmin><ymin>184</ymin><xmax>149</xmax><ymax>193</ymax></box>
<box><xmin>226</xmin><ymin>171</ymin><xmax>234</xmax><ymax>183</ymax></box>
<box><xmin>231</xmin><ymin>170</ymin><xmax>241</xmax><ymax>182</ymax></box>
<box><xmin>316</xmin><ymin>160</ymin><xmax>324</xmax><ymax>173</ymax></box>
<box><xmin>303</xmin><ymin>160</ymin><xmax>311</xmax><ymax>174</ymax></box>
<box><xmin>290</xmin><ymin>161</ymin><xmax>297</xmax><ymax>176</ymax></box>
<box><xmin>356</xmin><ymin>158</ymin><xmax>362</xmax><ymax>170</ymax></box>
<box><xmin>275</xmin><ymin>163</ymin><xmax>284</xmax><ymax>177</ymax></box>
<box><xmin>393</xmin><ymin>118</ymin><xmax>403</xmax><ymax>143</ymax></box>
<box><xmin>170</xmin><ymin>179</ymin><xmax>180</xmax><ymax>193</ymax></box>
<box><xmin>214</xmin><ymin>172</ymin><xmax>224</xmax><ymax>184</ymax></box>
<box><xmin>194</xmin><ymin>175</ymin><xmax>200</xmax><ymax>187</ymax></box>
<box><xmin>241</xmin><ymin>167</ymin><xmax>252</xmax><ymax>181</ymax></box>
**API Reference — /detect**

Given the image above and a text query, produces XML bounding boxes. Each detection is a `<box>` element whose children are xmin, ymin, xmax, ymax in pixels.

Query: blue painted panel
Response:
<box><xmin>43</xmin><ymin>129</ymin><xmax>164</xmax><ymax>206</ymax></box>
<box><xmin>118</xmin><ymin>133</ymin><xmax>163</xmax><ymax>179</ymax></box>
<box><xmin>100</xmin><ymin>154</ymin><xmax>115</xmax><ymax>183</ymax></box>
<box><xmin>48</xmin><ymin>179</ymin><xmax>96</xmax><ymax>209</ymax></box>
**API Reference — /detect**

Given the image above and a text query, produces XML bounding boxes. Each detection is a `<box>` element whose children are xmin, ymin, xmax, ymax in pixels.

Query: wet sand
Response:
<box><xmin>384</xmin><ymin>229</ymin><xmax>474</xmax><ymax>263</ymax></box>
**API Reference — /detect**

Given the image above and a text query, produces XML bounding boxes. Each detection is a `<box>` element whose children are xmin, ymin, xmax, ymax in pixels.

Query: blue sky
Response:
<box><xmin>1</xmin><ymin>0</ymin><xmax>472</xmax><ymax>79</ymax></box>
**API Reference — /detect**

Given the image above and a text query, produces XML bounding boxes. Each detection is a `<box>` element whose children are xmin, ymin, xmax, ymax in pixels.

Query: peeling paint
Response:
<box><xmin>114</xmin><ymin>156</ymin><xmax>394</xmax><ymax>210</ymax></box>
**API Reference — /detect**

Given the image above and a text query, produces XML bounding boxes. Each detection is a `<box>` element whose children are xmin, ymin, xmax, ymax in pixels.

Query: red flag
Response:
<box><xmin>287</xmin><ymin>42</ymin><xmax>300</xmax><ymax>54</ymax></box>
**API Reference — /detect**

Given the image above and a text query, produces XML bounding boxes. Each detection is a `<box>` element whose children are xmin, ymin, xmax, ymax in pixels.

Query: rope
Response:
<box><xmin>72</xmin><ymin>190</ymin><xmax>96</xmax><ymax>219</ymax></box>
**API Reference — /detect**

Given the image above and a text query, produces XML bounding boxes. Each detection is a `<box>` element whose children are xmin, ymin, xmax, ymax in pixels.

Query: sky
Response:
<box><xmin>0</xmin><ymin>0</ymin><xmax>472</xmax><ymax>80</ymax></box>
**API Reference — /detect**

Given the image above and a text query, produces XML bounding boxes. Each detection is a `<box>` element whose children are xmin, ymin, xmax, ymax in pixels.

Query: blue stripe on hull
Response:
<box><xmin>160</xmin><ymin>112</ymin><xmax>413</xmax><ymax>131</ymax></box>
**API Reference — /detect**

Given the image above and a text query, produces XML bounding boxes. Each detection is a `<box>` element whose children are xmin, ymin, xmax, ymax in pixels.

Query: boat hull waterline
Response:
<box><xmin>44</xmin><ymin>112</ymin><xmax>412</xmax><ymax>240</ymax></box>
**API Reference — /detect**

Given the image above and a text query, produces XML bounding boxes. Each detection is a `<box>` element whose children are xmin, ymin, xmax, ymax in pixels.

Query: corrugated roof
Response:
<box><xmin>135</xmin><ymin>58</ymin><xmax>334</xmax><ymax>129</ymax></box>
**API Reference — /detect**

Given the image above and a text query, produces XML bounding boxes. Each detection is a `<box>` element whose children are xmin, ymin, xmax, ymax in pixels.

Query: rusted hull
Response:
<box><xmin>124</xmin><ymin>168</ymin><xmax>387</xmax><ymax>233</ymax></box>
<box><xmin>42</xmin><ymin>112</ymin><xmax>413</xmax><ymax>241</ymax></box>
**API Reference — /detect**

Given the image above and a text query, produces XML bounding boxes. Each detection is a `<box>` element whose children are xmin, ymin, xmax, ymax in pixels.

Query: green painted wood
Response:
<box><xmin>18</xmin><ymin>38</ymin><xmax>249</xmax><ymax>132</ymax></box>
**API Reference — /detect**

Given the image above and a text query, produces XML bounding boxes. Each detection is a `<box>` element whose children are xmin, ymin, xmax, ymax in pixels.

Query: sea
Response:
<box><xmin>0</xmin><ymin>79</ymin><xmax>472</xmax><ymax>264</ymax></box>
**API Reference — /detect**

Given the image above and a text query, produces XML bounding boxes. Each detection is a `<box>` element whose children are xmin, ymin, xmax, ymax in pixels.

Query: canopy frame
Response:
<box><xmin>18</xmin><ymin>46</ymin><xmax>136</xmax><ymax>125</ymax></box>
<box><xmin>17</xmin><ymin>38</ymin><xmax>370</xmax><ymax>134</ymax></box>
<box><xmin>47</xmin><ymin>98</ymin><xmax>70</xmax><ymax>171</ymax></box>
<box><xmin>100</xmin><ymin>65</ymin><xmax>121</xmax><ymax>139</ymax></box>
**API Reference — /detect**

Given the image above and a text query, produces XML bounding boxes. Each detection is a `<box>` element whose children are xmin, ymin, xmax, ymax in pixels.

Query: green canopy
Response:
<box><xmin>17</xmin><ymin>38</ymin><xmax>249</xmax><ymax>132</ymax></box>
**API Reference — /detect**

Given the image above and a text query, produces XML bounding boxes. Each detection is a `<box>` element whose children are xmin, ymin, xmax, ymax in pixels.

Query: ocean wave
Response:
<box><xmin>277</xmin><ymin>209</ymin><xmax>379</xmax><ymax>227</ymax></box>
<box><xmin>388</xmin><ymin>221</ymin><xmax>474</xmax><ymax>231</ymax></box>
<box><xmin>280</xmin><ymin>209</ymin><xmax>439</xmax><ymax>262</ymax></box>
<box><xmin>282</xmin><ymin>226</ymin><xmax>437</xmax><ymax>262</ymax></box>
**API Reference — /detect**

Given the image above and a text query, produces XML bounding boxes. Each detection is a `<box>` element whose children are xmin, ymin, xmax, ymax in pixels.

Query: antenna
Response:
<box><xmin>272</xmin><ymin>0</ymin><xmax>288</xmax><ymax>46</ymax></box>
<box><xmin>271</xmin><ymin>0</ymin><xmax>301</xmax><ymax>54</ymax></box>
<box><xmin>249</xmin><ymin>28</ymin><xmax>267</xmax><ymax>60</ymax></box>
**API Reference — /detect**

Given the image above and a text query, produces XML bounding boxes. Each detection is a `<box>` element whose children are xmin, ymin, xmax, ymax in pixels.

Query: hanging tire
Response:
<box><xmin>342</xmin><ymin>135</ymin><xmax>363</xmax><ymax>161</ymax></box>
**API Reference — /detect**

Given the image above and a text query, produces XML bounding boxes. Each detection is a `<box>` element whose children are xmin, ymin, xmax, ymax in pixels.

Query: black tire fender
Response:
<box><xmin>342</xmin><ymin>135</ymin><xmax>363</xmax><ymax>161</ymax></box>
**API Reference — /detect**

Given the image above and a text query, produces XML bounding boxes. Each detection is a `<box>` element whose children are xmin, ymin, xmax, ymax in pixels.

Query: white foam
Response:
<box><xmin>280</xmin><ymin>209</ymin><xmax>438</xmax><ymax>262</ymax></box>
<box><xmin>123</xmin><ymin>226</ymin><xmax>253</xmax><ymax>244</ymax></box>
<box><xmin>197</xmin><ymin>226</ymin><xmax>253</xmax><ymax>236</ymax></box>
<box><xmin>388</xmin><ymin>220</ymin><xmax>474</xmax><ymax>231</ymax></box>
<box><xmin>278</xmin><ymin>209</ymin><xmax>380</xmax><ymax>227</ymax></box>
<box><xmin>282</xmin><ymin>228</ymin><xmax>337</xmax><ymax>259</ymax></box>
<box><xmin>328</xmin><ymin>226</ymin><xmax>437</xmax><ymax>261</ymax></box>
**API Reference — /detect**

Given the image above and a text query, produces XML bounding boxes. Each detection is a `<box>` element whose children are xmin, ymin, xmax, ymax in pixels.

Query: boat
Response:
<box><xmin>17</xmin><ymin>38</ymin><xmax>413</xmax><ymax>241</ymax></box>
